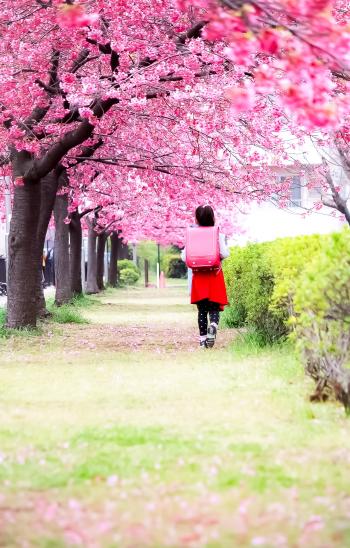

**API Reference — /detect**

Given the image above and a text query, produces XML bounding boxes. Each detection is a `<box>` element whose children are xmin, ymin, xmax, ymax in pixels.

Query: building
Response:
<box><xmin>232</xmin><ymin>137</ymin><xmax>347</xmax><ymax>245</ymax></box>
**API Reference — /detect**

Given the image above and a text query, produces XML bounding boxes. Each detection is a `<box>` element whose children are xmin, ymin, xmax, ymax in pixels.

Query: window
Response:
<box><xmin>290</xmin><ymin>176</ymin><xmax>302</xmax><ymax>207</ymax></box>
<box><xmin>273</xmin><ymin>175</ymin><xmax>302</xmax><ymax>208</ymax></box>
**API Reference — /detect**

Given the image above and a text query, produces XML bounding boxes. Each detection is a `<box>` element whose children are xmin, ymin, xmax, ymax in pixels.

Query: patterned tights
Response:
<box><xmin>197</xmin><ymin>299</ymin><xmax>220</xmax><ymax>336</ymax></box>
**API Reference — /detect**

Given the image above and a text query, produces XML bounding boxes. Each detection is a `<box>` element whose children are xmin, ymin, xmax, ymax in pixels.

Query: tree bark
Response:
<box><xmin>108</xmin><ymin>232</ymin><xmax>120</xmax><ymax>287</ymax></box>
<box><xmin>69</xmin><ymin>211</ymin><xmax>83</xmax><ymax>295</ymax></box>
<box><xmin>86</xmin><ymin>224</ymin><xmax>99</xmax><ymax>294</ymax></box>
<box><xmin>35</xmin><ymin>172</ymin><xmax>60</xmax><ymax>317</ymax></box>
<box><xmin>7</xmin><ymin>183</ymin><xmax>41</xmax><ymax>328</ymax></box>
<box><xmin>97</xmin><ymin>232</ymin><xmax>107</xmax><ymax>291</ymax></box>
<box><xmin>53</xmin><ymin>182</ymin><xmax>72</xmax><ymax>305</ymax></box>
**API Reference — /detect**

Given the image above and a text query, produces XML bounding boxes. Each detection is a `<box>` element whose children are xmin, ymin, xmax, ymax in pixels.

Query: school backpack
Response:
<box><xmin>185</xmin><ymin>226</ymin><xmax>221</xmax><ymax>271</ymax></box>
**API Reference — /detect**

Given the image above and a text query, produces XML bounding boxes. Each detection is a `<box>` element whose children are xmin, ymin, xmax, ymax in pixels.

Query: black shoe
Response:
<box><xmin>199</xmin><ymin>339</ymin><xmax>208</xmax><ymax>348</ymax></box>
<box><xmin>206</xmin><ymin>323</ymin><xmax>217</xmax><ymax>348</ymax></box>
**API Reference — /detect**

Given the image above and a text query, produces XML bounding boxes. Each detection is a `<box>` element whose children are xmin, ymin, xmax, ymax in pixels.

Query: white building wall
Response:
<box><xmin>233</xmin><ymin>202</ymin><xmax>344</xmax><ymax>246</ymax></box>
<box><xmin>232</xmin><ymin>159</ymin><xmax>347</xmax><ymax>245</ymax></box>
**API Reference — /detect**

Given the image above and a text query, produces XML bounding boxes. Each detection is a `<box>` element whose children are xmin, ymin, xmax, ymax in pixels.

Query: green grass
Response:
<box><xmin>0</xmin><ymin>286</ymin><xmax>349</xmax><ymax>546</ymax></box>
<box><xmin>46</xmin><ymin>293</ymin><xmax>98</xmax><ymax>324</ymax></box>
<box><xmin>0</xmin><ymin>293</ymin><xmax>97</xmax><ymax>337</ymax></box>
<box><xmin>0</xmin><ymin>306</ymin><xmax>44</xmax><ymax>338</ymax></box>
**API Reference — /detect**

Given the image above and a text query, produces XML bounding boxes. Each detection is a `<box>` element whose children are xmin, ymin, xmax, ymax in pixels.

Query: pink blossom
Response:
<box><xmin>57</xmin><ymin>4</ymin><xmax>99</xmax><ymax>29</ymax></box>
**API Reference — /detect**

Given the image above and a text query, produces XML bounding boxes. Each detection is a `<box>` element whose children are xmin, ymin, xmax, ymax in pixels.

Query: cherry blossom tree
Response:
<box><xmin>0</xmin><ymin>0</ymin><xmax>286</xmax><ymax>324</ymax></box>
<box><xmin>0</xmin><ymin>0</ymin><xmax>232</xmax><ymax>326</ymax></box>
<box><xmin>2</xmin><ymin>0</ymin><xmax>350</xmax><ymax>328</ymax></box>
<box><xmin>180</xmin><ymin>0</ymin><xmax>350</xmax><ymax>127</ymax></box>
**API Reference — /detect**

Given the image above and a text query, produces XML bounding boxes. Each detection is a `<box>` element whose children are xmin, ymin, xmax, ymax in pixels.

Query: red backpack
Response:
<box><xmin>185</xmin><ymin>226</ymin><xmax>221</xmax><ymax>271</ymax></box>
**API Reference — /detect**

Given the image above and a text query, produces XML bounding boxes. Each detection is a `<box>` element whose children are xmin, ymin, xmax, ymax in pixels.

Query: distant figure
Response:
<box><xmin>44</xmin><ymin>248</ymin><xmax>54</xmax><ymax>287</ymax></box>
<box><xmin>182</xmin><ymin>205</ymin><xmax>229</xmax><ymax>348</ymax></box>
<box><xmin>42</xmin><ymin>250</ymin><xmax>47</xmax><ymax>285</ymax></box>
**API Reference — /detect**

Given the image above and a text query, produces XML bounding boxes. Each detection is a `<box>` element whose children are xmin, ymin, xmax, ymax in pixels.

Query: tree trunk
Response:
<box><xmin>7</xmin><ymin>183</ymin><xmax>41</xmax><ymax>328</ymax></box>
<box><xmin>69</xmin><ymin>211</ymin><xmax>83</xmax><ymax>295</ymax></box>
<box><xmin>54</xmin><ymin>189</ymin><xmax>72</xmax><ymax>305</ymax></box>
<box><xmin>119</xmin><ymin>241</ymin><xmax>130</xmax><ymax>259</ymax></box>
<box><xmin>108</xmin><ymin>232</ymin><xmax>120</xmax><ymax>286</ymax></box>
<box><xmin>35</xmin><ymin>172</ymin><xmax>60</xmax><ymax>317</ymax></box>
<box><xmin>97</xmin><ymin>232</ymin><xmax>107</xmax><ymax>291</ymax></box>
<box><xmin>86</xmin><ymin>225</ymin><xmax>99</xmax><ymax>294</ymax></box>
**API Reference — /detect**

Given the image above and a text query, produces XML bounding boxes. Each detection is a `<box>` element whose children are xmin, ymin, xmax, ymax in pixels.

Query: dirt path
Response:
<box><xmin>1</xmin><ymin>286</ymin><xmax>350</xmax><ymax>547</ymax></box>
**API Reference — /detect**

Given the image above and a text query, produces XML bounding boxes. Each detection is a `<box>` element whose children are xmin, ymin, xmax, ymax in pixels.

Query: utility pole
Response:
<box><xmin>157</xmin><ymin>243</ymin><xmax>160</xmax><ymax>289</ymax></box>
<box><xmin>132</xmin><ymin>242</ymin><xmax>137</xmax><ymax>265</ymax></box>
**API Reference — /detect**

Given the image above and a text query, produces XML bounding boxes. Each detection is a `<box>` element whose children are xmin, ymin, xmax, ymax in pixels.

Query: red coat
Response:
<box><xmin>191</xmin><ymin>268</ymin><xmax>228</xmax><ymax>310</ymax></box>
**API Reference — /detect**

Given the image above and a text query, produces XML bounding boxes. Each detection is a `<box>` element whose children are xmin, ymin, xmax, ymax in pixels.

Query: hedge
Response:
<box><xmin>222</xmin><ymin>229</ymin><xmax>350</xmax><ymax>412</ymax></box>
<box><xmin>222</xmin><ymin>234</ymin><xmax>324</xmax><ymax>344</ymax></box>
<box><xmin>293</xmin><ymin>229</ymin><xmax>350</xmax><ymax>410</ymax></box>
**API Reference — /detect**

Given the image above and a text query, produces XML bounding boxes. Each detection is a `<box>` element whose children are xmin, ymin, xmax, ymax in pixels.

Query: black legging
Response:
<box><xmin>197</xmin><ymin>299</ymin><xmax>220</xmax><ymax>336</ymax></box>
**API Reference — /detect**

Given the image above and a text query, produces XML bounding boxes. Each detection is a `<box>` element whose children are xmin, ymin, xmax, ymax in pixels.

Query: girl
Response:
<box><xmin>182</xmin><ymin>205</ymin><xmax>229</xmax><ymax>348</ymax></box>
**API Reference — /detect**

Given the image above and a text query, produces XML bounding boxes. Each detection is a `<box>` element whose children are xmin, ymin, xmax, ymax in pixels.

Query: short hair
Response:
<box><xmin>195</xmin><ymin>205</ymin><xmax>215</xmax><ymax>227</ymax></box>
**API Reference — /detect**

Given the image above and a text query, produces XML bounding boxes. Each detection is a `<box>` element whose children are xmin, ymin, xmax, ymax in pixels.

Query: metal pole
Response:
<box><xmin>157</xmin><ymin>243</ymin><xmax>160</xmax><ymax>289</ymax></box>
<box><xmin>106</xmin><ymin>237</ymin><xmax>109</xmax><ymax>285</ymax></box>
<box><xmin>132</xmin><ymin>243</ymin><xmax>137</xmax><ymax>265</ymax></box>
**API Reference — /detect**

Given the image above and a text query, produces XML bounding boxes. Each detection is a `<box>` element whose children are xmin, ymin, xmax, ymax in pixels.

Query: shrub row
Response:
<box><xmin>222</xmin><ymin>234</ymin><xmax>323</xmax><ymax>344</ymax></box>
<box><xmin>223</xmin><ymin>229</ymin><xmax>350</xmax><ymax>411</ymax></box>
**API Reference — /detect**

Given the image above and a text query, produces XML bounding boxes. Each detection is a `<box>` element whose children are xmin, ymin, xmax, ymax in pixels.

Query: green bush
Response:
<box><xmin>221</xmin><ymin>246</ymin><xmax>246</xmax><ymax>328</ymax></box>
<box><xmin>223</xmin><ymin>235</ymin><xmax>325</xmax><ymax>345</ymax></box>
<box><xmin>223</xmin><ymin>242</ymin><xmax>287</xmax><ymax>344</ymax></box>
<box><xmin>162</xmin><ymin>254</ymin><xmax>187</xmax><ymax>278</ymax></box>
<box><xmin>118</xmin><ymin>259</ymin><xmax>140</xmax><ymax>274</ymax></box>
<box><xmin>117</xmin><ymin>259</ymin><xmax>140</xmax><ymax>286</ymax></box>
<box><xmin>267</xmin><ymin>234</ymin><xmax>323</xmax><ymax>317</ymax></box>
<box><xmin>293</xmin><ymin>229</ymin><xmax>350</xmax><ymax>411</ymax></box>
<box><xmin>119</xmin><ymin>267</ymin><xmax>140</xmax><ymax>286</ymax></box>
<box><xmin>223</xmin><ymin>229</ymin><xmax>350</xmax><ymax>412</ymax></box>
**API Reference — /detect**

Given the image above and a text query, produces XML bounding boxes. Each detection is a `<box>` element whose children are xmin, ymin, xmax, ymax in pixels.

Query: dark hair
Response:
<box><xmin>195</xmin><ymin>205</ymin><xmax>215</xmax><ymax>227</ymax></box>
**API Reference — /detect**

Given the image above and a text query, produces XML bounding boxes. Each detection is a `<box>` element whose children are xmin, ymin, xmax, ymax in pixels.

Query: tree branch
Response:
<box><xmin>26</xmin><ymin>99</ymin><xmax>119</xmax><ymax>182</ymax></box>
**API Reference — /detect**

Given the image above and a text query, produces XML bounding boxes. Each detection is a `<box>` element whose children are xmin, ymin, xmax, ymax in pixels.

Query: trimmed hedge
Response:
<box><xmin>223</xmin><ymin>229</ymin><xmax>350</xmax><ymax>412</ymax></box>
<box><xmin>293</xmin><ymin>229</ymin><xmax>350</xmax><ymax>409</ymax></box>
<box><xmin>222</xmin><ymin>234</ymin><xmax>324</xmax><ymax>344</ymax></box>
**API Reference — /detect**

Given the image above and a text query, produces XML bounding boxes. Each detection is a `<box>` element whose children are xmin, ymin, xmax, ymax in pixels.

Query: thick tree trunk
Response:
<box><xmin>86</xmin><ymin>225</ymin><xmax>99</xmax><ymax>294</ymax></box>
<box><xmin>108</xmin><ymin>232</ymin><xmax>119</xmax><ymax>286</ymax></box>
<box><xmin>97</xmin><ymin>232</ymin><xmax>107</xmax><ymax>291</ymax></box>
<box><xmin>35</xmin><ymin>172</ymin><xmax>60</xmax><ymax>317</ymax></box>
<box><xmin>54</xmin><ymin>190</ymin><xmax>72</xmax><ymax>305</ymax></box>
<box><xmin>69</xmin><ymin>211</ymin><xmax>83</xmax><ymax>295</ymax></box>
<box><xmin>7</xmin><ymin>183</ymin><xmax>41</xmax><ymax>328</ymax></box>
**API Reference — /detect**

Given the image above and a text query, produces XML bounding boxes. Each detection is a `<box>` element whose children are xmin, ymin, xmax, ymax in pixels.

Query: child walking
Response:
<box><xmin>182</xmin><ymin>205</ymin><xmax>229</xmax><ymax>348</ymax></box>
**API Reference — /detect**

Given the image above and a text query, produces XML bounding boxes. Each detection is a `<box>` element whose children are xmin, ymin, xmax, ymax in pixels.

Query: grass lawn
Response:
<box><xmin>0</xmin><ymin>286</ymin><xmax>349</xmax><ymax>547</ymax></box>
